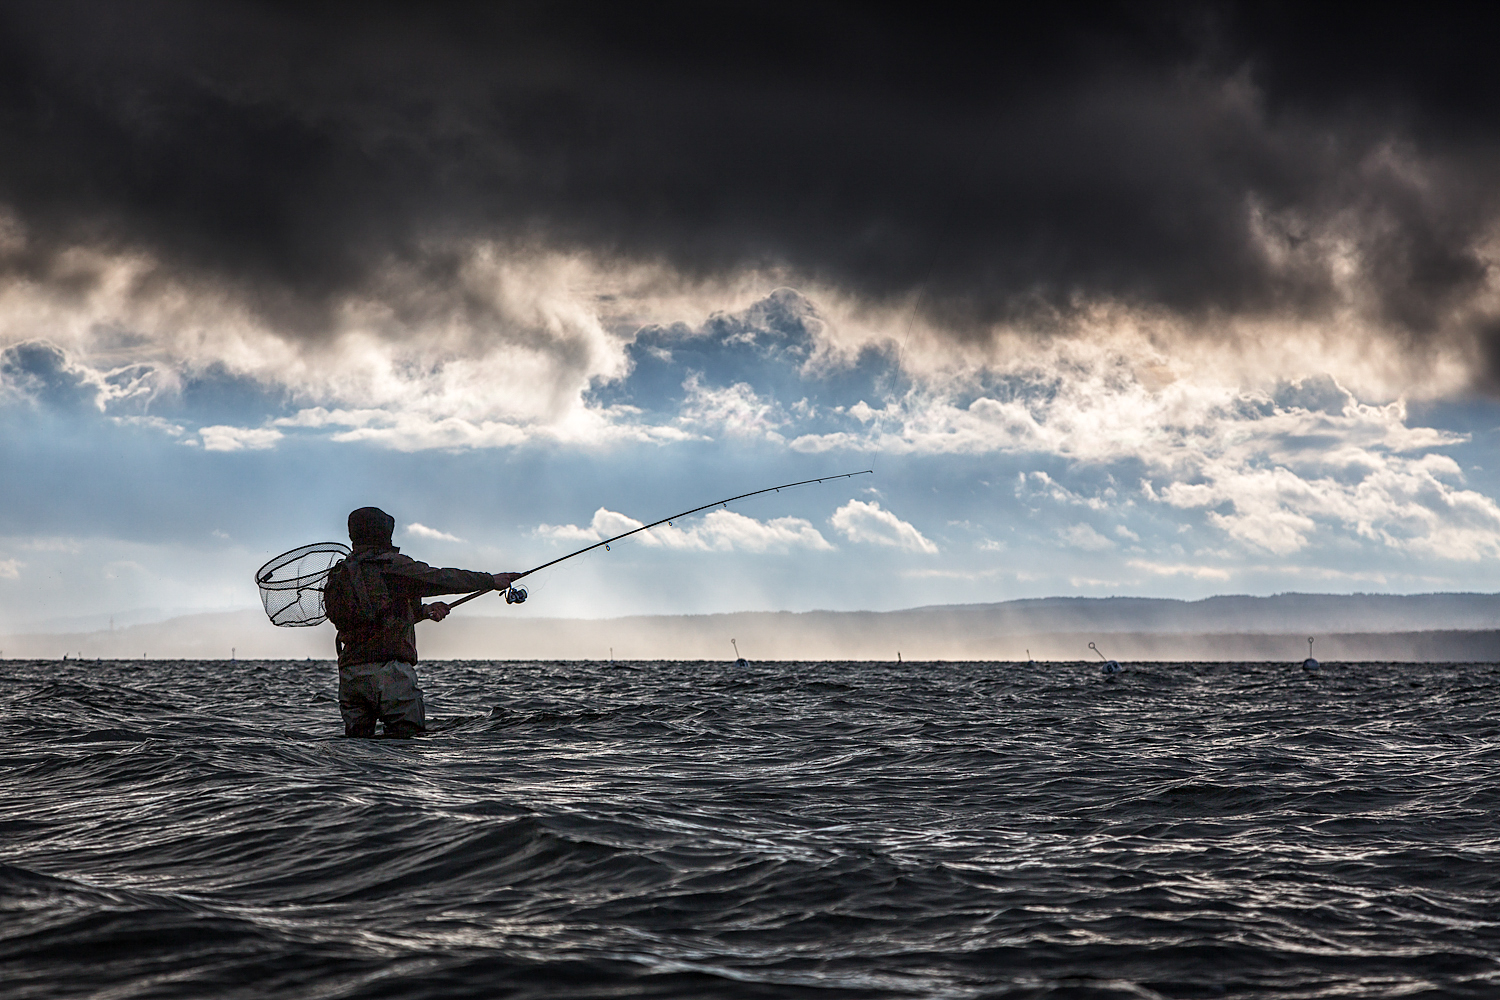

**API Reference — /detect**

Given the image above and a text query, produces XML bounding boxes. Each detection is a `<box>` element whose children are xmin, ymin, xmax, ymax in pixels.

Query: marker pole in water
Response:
<box><xmin>445</xmin><ymin>470</ymin><xmax>874</xmax><ymax>610</ymax></box>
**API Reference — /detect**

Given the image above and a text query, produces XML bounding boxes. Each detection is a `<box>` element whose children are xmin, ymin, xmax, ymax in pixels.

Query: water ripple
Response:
<box><xmin>3</xmin><ymin>658</ymin><xmax>1500</xmax><ymax>998</ymax></box>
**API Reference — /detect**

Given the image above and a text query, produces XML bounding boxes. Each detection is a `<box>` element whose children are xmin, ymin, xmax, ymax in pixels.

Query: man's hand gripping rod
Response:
<box><xmin>443</xmin><ymin>470</ymin><xmax>874</xmax><ymax>611</ymax></box>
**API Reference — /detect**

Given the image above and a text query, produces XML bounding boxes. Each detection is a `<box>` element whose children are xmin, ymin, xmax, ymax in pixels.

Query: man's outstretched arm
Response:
<box><xmin>422</xmin><ymin>572</ymin><xmax>523</xmax><ymax>622</ymax></box>
<box><xmin>389</xmin><ymin>555</ymin><xmax>518</xmax><ymax>596</ymax></box>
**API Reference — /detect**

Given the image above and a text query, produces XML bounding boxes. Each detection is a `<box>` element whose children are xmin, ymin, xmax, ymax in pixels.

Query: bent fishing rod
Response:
<box><xmin>445</xmin><ymin>470</ymin><xmax>873</xmax><ymax>610</ymax></box>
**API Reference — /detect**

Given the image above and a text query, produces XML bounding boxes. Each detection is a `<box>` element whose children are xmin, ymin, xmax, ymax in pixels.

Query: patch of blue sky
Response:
<box><xmin>589</xmin><ymin>289</ymin><xmax>906</xmax><ymax>435</ymax></box>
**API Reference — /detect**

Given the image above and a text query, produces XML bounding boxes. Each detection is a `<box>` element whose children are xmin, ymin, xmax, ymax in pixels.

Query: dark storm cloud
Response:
<box><xmin>1</xmin><ymin>2</ymin><xmax>1497</xmax><ymax>362</ymax></box>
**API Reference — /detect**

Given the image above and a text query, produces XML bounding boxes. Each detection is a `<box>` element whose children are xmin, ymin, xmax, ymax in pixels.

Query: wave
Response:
<box><xmin>4</xmin><ymin>657</ymin><xmax>1500</xmax><ymax>999</ymax></box>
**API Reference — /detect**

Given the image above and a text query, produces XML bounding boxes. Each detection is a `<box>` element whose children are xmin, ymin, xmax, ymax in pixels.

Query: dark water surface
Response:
<box><xmin>3</xmin><ymin>658</ymin><xmax>1500</xmax><ymax>999</ymax></box>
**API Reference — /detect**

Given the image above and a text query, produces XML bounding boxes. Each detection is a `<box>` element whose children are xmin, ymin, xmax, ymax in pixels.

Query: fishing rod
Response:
<box><xmin>445</xmin><ymin>469</ymin><xmax>874</xmax><ymax>610</ymax></box>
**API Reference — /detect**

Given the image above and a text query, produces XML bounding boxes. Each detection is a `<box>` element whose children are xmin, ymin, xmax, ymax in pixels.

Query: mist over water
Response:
<box><xmin>4</xmin><ymin>657</ymin><xmax>1500</xmax><ymax>999</ymax></box>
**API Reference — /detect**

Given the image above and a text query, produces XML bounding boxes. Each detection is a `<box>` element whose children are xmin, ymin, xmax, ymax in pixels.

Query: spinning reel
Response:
<box><xmin>504</xmin><ymin>586</ymin><xmax>528</xmax><ymax>605</ymax></box>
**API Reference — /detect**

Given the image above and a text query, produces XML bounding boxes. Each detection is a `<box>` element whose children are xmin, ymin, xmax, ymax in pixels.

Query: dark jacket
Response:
<box><xmin>328</xmin><ymin>545</ymin><xmax>493</xmax><ymax>667</ymax></box>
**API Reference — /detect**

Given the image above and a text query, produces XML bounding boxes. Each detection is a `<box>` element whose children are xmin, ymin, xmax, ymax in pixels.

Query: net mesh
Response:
<box><xmin>254</xmin><ymin>542</ymin><xmax>351</xmax><ymax>627</ymax></box>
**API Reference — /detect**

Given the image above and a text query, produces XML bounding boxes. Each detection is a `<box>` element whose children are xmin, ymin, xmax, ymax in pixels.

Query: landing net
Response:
<box><xmin>254</xmin><ymin>542</ymin><xmax>350</xmax><ymax>627</ymax></box>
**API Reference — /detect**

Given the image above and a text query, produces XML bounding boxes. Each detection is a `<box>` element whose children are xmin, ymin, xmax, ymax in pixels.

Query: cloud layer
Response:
<box><xmin>1</xmin><ymin>3</ymin><xmax>1499</xmax><ymax>394</ymax></box>
<box><xmin>7</xmin><ymin>281</ymin><xmax>1499</xmax><ymax>572</ymax></box>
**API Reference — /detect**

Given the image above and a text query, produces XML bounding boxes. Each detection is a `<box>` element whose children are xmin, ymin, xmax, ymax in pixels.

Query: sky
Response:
<box><xmin>3</xmin><ymin>2</ymin><xmax>1500</xmax><ymax>632</ymax></box>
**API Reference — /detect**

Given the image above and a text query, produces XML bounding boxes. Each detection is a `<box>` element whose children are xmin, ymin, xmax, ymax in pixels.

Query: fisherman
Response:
<box><xmin>325</xmin><ymin>506</ymin><xmax>519</xmax><ymax>738</ymax></box>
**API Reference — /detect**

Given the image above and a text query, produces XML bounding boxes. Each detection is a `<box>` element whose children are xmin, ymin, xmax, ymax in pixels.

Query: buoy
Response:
<box><xmin>731</xmin><ymin>638</ymin><xmax>749</xmax><ymax>667</ymax></box>
<box><xmin>1089</xmin><ymin>642</ymin><xmax>1121</xmax><ymax>674</ymax></box>
<box><xmin>1303</xmin><ymin>636</ymin><xmax>1319</xmax><ymax>670</ymax></box>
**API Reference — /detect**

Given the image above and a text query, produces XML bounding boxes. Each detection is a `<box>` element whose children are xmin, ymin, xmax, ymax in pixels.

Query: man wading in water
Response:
<box><xmin>324</xmin><ymin>507</ymin><xmax>519</xmax><ymax>738</ymax></box>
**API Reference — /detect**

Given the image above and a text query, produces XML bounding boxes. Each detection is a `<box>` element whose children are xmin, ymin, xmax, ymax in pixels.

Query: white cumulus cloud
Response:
<box><xmin>830</xmin><ymin>500</ymin><xmax>938</xmax><ymax>553</ymax></box>
<box><xmin>534</xmin><ymin>507</ymin><xmax>831</xmax><ymax>553</ymax></box>
<box><xmin>198</xmin><ymin>425</ymin><xmax>284</xmax><ymax>452</ymax></box>
<box><xmin>677</xmin><ymin>373</ymin><xmax>787</xmax><ymax>441</ymax></box>
<box><xmin>534</xmin><ymin>522</ymin><xmax>602</xmax><ymax>543</ymax></box>
<box><xmin>799</xmin><ymin>353</ymin><xmax>1500</xmax><ymax>561</ymax></box>
<box><xmin>1058</xmin><ymin>523</ymin><xmax>1115</xmax><ymax>551</ymax></box>
<box><xmin>696</xmin><ymin>510</ymin><xmax>834</xmax><ymax>552</ymax></box>
<box><xmin>405</xmin><ymin>523</ymin><xmax>464</xmax><ymax>543</ymax></box>
<box><xmin>1126</xmin><ymin>559</ymin><xmax>1232</xmax><ymax>581</ymax></box>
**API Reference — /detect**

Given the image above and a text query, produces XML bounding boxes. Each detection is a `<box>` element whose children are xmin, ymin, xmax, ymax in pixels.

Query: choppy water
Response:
<box><xmin>4</xmin><ymin>657</ymin><xmax>1500</xmax><ymax>999</ymax></box>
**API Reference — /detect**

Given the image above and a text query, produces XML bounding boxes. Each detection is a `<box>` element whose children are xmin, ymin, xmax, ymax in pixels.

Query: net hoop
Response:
<box><xmin>254</xmin><ymin>541</ymin><xmax>351</xmax><ymax>627</ymax></box>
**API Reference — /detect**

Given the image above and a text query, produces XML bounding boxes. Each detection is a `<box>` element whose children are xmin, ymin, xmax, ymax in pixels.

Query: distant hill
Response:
<box><xmin>3</xmin><ymin>593</ymin><xmax>1497</xmax><ymax>662</ymax></box>
<box><xmin>890</xmin><ymin>593</ymin><xmax>1500</xmax><ymax>634</ymax></box>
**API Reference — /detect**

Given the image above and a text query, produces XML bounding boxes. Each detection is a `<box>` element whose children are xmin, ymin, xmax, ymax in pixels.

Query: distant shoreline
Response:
<box><xmin>4</xmin><ymin>593</ymin><xmax>1498</xmax><ymax>662</ymax></box>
